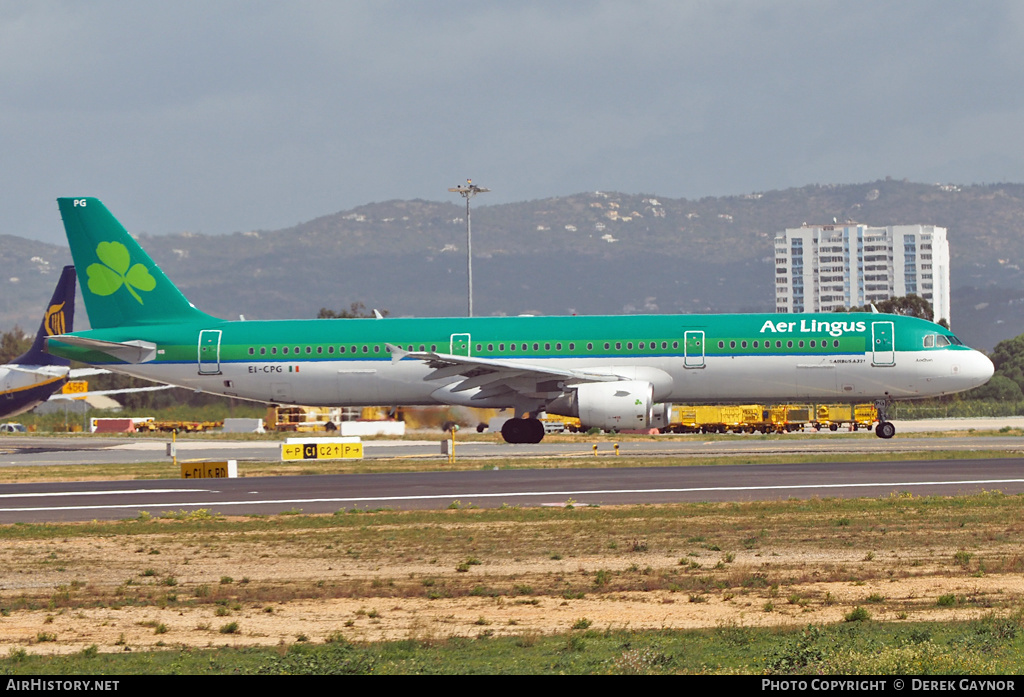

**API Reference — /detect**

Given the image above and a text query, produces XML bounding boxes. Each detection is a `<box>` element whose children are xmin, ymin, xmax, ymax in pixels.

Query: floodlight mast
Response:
<box><xmin>448</xmin><ymin>180</ymin><xmax>490</xmax><ymax>317</ymax></box>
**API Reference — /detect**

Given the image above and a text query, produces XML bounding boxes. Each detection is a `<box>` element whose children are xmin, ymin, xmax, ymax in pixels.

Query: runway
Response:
<box><xmin>0</xmin><ymin>457</ymin><xmax>1023</xmax><ymax>523</ymax></box>
<box><xmin>0</xmin><ymin>421</ymin><xmax>1022</xmax><ymax>522</ymax></box>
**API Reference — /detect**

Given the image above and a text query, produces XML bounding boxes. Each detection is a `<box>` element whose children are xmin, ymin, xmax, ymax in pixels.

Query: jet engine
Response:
<box><xmin>575</xmin><ymin>380</ymin><xmax>657</xmax><ymax>431</ymax></box>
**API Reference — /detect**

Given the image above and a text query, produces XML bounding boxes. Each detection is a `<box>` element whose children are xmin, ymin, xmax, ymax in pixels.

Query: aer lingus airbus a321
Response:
<box><xmin>45</xmin><ymin>197</ymin><xmax>994</xmax><ymax>443</ymax></box>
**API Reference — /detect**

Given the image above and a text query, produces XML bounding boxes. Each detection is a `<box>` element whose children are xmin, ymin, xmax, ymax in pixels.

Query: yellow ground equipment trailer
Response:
<box><xmin>666</xmin><ymin>403</ymin><xmax>877</xmax><ymax>434</ymax></box>
<box><xmin>811</xmin><ymin>404</ymin><xmax>878</xmax><ymax>431</ymax></box>
<box><xmin>667</xmin><ymin>405</ymin><xmax>769</xmax><ymax>434</ymax></box>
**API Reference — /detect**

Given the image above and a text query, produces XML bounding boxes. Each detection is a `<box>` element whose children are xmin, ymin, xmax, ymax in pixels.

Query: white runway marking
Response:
<box><xmin>2</xmin><ymin>478</ymin><xmax>1023</xmax><ymax>513</ymax></box>
<box><xmin>0</xmin><ymin>488</ymin><xmax>206</xmax><ymax>499</ymax></box>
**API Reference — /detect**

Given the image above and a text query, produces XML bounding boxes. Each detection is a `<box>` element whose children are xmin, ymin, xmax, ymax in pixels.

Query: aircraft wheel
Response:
<box><xmin>527</xmin><ymin>418</ymin><xmax>545</xmax><ymax>443</ymax></box>
<box><xmin>501</xmin><ymin>419</ymin><xmax>525</xmax><ymax>443</ymax></box>
<box><xmin>501</xmin><ymin>418</ymin><xmax>546</xmax><ymax>444</ymax></box>
<box><xmin>829</xmin><ymin>423</ymin><xmax>838</xmax><ymax>431</ymax></box>
<box><xmin>876</xmin><ymin>421</ymin><xmax>896</xmax><ymax>439</ymax></box>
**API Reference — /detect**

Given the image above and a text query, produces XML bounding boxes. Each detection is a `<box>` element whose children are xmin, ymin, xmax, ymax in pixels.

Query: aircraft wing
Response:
<box><xmin>47</xmin><ymin>384</ymin><xmax>176</xmax><ymax>401</ymax></box>
<box><xmin>387</xmin><ymin>343</ymin><xmax>619</xmax><ymax>403</ymax></box>
<box><xmin>68</xmin><ymin>367</ymin><xmax>111</xmax><ymax>378</ymax></box>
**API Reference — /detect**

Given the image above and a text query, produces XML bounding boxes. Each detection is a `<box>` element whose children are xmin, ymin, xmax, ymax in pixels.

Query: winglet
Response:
<box><xmin>387</xmin><ymin>343</ymin><xmax>409</xmax><ymax>364</ymax></box>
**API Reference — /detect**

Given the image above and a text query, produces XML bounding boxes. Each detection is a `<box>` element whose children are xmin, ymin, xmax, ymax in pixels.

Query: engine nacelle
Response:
<box><xmin>650</xmin><ymin>401</ymin><xmax>673</xmax><ymax>430</ymax></box>
<box><xmin>576</xmin><ymin>380</ymin><xmax>653</xmax><ymax>431</ymax></box>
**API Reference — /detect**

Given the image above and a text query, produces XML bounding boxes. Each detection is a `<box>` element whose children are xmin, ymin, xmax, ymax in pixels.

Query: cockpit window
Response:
<box><xmin>936</xmin><ymin>335</ymin><xmax>951</xmax><ymax>347</ymax></box>
<box><xmin>948</xmin><ymin>335</ymin><xmax>964</xmax><ymax>346</ymax></box>
<box><xmin>923</xmin><ymin>335</ymin><xmax>934</xmax><ymax>348</ymax></box>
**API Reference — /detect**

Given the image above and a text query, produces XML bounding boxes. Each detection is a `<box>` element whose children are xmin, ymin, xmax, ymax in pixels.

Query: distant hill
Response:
<box><xmin>4</xmin><ymin>179</ymin><xmax>1024</xmax><ymax>352</ymax></box>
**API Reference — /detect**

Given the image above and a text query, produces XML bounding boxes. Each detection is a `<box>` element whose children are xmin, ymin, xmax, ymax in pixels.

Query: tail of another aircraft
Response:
<box><xmin>57</xmin><ymin>198</ymin><xmax>216</xmax><ymax>328</ymax></box>
<box><xmin>13</xmin><ymin>265</ymin><xmax>76</xmax><ymax>366</ymax></box>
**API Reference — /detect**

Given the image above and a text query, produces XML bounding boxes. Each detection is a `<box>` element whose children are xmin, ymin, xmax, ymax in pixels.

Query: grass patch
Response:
<box><xmin>0</xmin><ymin>619</ymin><xmax>1020</xmax><ymax>674</ymax></box>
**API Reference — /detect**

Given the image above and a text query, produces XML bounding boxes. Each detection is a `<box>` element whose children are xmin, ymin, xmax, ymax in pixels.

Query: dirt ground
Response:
<box><xmin>1</xmin><ymin>526</ymin><xmax>1021</xmax><ymax>656</ymax></box>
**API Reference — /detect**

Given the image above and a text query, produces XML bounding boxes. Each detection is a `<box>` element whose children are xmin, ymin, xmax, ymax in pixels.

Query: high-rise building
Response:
<box><xmin>774</xmin><ymin>223</ymin><xmax>950</xmax><ymax>323</ymax></box>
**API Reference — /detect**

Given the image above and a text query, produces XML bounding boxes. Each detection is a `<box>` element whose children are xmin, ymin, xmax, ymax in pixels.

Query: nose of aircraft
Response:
<box><xmin>966</xmin><ymin>350</ymin><xmax>995</xmax><ymax>388</ymax></box>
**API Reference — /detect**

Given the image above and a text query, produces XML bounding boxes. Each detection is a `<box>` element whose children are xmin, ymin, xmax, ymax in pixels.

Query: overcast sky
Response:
<box><xmin>4</xmin><ymin>1</ymin><xmax>1024</xmax><ymax>243</ymax></box>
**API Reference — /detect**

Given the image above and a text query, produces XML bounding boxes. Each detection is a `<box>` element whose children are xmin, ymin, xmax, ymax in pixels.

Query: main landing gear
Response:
<box><xmin>501</xmin><ymin>417</ymin><xmax>545</xmax><ymax>444</ymax></box>
<box><xmin>874</xmin><ymin>398</ymin><xmax>895</xmax><ymax>439</ymax></box>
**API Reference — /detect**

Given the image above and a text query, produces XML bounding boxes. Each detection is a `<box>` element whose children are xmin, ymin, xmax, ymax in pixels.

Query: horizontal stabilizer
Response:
<box><xmin>5</xmin><ymin>365</ymin><xmax>70</xmax><ymax>380</ymax></box>
<box><xmin>46</xmin><ymin>335</ymin><xmax>157</xmax><ymax>364</ymax></box>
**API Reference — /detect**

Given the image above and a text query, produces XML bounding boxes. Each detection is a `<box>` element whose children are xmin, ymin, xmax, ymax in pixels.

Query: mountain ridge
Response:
<box><xmin>4</xmin><ymin>179</ymin><xmax>1024</xmax><ymax>351</ymax></box>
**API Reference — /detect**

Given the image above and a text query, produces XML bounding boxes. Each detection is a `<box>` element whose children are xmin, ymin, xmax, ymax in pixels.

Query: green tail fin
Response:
<box><xmin>57</xmin><ymin>197</ymin><xmax>218</xmax><ymax>328</ymax></box>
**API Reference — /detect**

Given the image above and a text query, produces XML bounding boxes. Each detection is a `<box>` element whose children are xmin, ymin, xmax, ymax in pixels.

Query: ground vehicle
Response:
<box><xmin>665</xmin><ymin>403</ymin><xmax>879</xmax><ymax>434</ymax></box>
<box><xmin>811</xmin><ymin>404</ymin><xmax>878</xmax><ymax>431</ymax></box>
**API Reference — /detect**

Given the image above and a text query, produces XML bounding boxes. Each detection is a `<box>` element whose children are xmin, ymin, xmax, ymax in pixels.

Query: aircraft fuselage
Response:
<box><xmin>49</xmin><ymin>312</ymin><xmax>993</xmax><ymax>409</ymax></box>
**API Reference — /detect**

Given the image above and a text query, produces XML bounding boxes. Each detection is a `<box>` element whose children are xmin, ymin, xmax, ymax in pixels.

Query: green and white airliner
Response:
<box><xmin>45</xmin><ymin>197</ymin><xmax>994</xmax><ymax>443</ymax></box>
